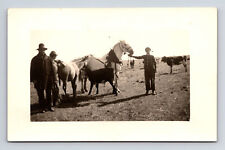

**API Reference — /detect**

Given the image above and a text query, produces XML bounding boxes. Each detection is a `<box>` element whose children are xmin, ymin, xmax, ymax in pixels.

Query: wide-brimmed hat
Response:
<box><xmin>145</xmin><ymin>47</ymin><xmax>151</xmax><ymax>52</ymax></box>
<box><xmin>50</xmin><ymin>51</ymin><xmax>58</xmax><ymax>57</ymax></box>
<box><xmin>37</xmin><ymin>43</ymin><xmax>47</xmax><ymax>51</ymax></box>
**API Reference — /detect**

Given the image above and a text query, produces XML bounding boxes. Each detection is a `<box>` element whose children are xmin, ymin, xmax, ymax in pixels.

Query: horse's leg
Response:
<box><xmin>88</xmin><ymin>82</ymin><xmax>94</xmax><ymax>95</ymax></box>
<box><xmin>72</xmin><ymin>76</ymin><xmax>77</xmax><ymax>98</ymax></box>
<box><xmin>114</xmin><ymin>73</ymin><xmax>120</xmax><ymax>93</ymax></box>
<box><xmin>113</xmin><ymin>63</ymin><xmax>121</xmax><ymax>93</ymax></box>
<box><xmin>95</xmin><ymin>83</ymin><xmax>99</xmax><ymax>95</ymax></box>
<box><xmin>81</xmin><ymin>78</ymin><xmax>85</xmax><ymax>93</ymax></box>
<box><xmin>109</xmin><ymin>80</ymin><xmax>117</xmax><ymax>96</ymax></box>
<box><xmin>63</xmin><ymin>82</ymin><xmax>67</xmax><ymax>95</ymax></box>
<box><xmin>84</xmin><ymin>77</ymin><xmax>88</xmax><ymax>92</ymax></box>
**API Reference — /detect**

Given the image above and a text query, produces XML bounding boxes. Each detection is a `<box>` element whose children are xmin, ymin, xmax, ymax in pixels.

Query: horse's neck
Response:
<box><xmin>113</xmin><ymin>43</ymin><xmax>123</xmax><ymax>60</ymax></box>
<box><xmin>100</xmin><ymin>54</ymin><xmax>108</xmax><ymax>63</ymax></box>
<box><xmin>75</xmin><ymin>60</ymin><xmax>85</xmax><ymax>69</ymax></box>
<box><xmin>99</xmin><ymin>42</ymin><xmax>123</xmax><ymax>63</ymax></box>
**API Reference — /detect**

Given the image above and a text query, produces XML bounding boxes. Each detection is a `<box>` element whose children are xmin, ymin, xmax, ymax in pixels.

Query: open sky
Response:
<box><xmin>30</xmin><ymin>8</ymin><xmax>191</xmax><ymax>61</ymax></box>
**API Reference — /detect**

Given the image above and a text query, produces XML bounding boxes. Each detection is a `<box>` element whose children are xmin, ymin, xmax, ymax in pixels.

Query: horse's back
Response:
<box><xmin>58</xmin><ymin>65</ymin><xmax>70</xmax><ymax>81</ymax></box>
<box><xmin>86</xmin><ymin>57</ymin><xmax>105</xmax><ymax>71</ymax></box>
<box><xmin>58</xmin><ymin>62</ymin><xmax>79</xmax><ymax>82</ymax></box>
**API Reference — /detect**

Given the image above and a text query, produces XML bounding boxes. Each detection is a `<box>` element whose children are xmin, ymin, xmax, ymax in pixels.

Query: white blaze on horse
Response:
<box><xmin>80</xmin><ymin>41</ymin><xmax>134</xmax><ymax>95</ymax></box>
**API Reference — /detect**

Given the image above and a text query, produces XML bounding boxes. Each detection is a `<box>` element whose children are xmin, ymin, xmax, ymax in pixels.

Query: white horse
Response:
<box><xmin>57</xmin><ymin>60</ymin><xmax>79</xmax><ymax>98</ymax></box>
<box><xmin>80</xmin><ymin>41</ymin><xmax>134</xmax><ymax>94</ymax></box>
<box><xmin>101</xmin><ymin>41</ymin><xmax>133</xmax><ymax>92</ymax></box>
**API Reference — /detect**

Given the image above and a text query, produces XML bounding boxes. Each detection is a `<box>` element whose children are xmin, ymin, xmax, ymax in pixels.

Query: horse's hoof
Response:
<box><xmin>112</xmin><ymin>90</ymin><xmax>118</xmax><ymax>95</ymax></box>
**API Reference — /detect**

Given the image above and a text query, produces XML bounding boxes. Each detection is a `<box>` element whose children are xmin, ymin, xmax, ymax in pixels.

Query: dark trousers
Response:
<box><xmin>144</xmin><ymin>70</ymin><xmax>155</xmax><ymax>91</ymax></box>
<box><xmin>35</xmin><ymin>81</ymin><xmax>53</xmax><ymax>110</ymax></box>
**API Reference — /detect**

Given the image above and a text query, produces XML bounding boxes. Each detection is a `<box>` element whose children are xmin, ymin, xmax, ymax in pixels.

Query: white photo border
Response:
<box><xmin>7</xmin><ymin>8</ymin><xmax>217</xmax><ymax>141</ymax></box>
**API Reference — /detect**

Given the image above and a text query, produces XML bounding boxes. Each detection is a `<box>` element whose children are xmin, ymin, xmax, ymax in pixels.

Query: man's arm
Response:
<box><xmin>130</xmin><ymin>55</ymin><xmax>144</xmax><ymax>59</ymax></box>
<box><xmin>30</xmin><ymin>58</ymin><xmax>36</xmax><ymax>82</ymax></box>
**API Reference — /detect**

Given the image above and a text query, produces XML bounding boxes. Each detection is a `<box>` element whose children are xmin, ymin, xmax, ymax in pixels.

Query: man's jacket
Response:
<box><xmin>30</xmin><ymin>52</ymin><xmax>55</xmax><ymax>89</ymax></box>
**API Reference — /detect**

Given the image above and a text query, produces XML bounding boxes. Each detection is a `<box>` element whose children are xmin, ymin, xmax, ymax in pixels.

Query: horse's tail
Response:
<box><xmin>78</xmin><ymin>68</ymin><xmax>86</xmax><ymax>82</ymax></box>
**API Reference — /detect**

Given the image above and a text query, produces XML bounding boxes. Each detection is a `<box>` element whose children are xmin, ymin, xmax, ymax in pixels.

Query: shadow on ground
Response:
<box><xmin>31</xmin><ymin>92</ymin><xmax>114</xmax><ymax>115</ymax></box>
<box><xmin>97</xmin><ymin>93</ymin><xmax>147</xmax><ymax>107</ymax></box>
<box><xmin>31</xmin><ymin>93</ymin><xmax>149</xmax><ymax>115</ymax></box>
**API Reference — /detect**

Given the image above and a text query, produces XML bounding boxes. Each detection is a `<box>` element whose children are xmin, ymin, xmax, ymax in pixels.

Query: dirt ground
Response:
<box><xmin>30</xmin><ymin>59</ymin><xmax>190</xmax><ymax>121</ymax></box>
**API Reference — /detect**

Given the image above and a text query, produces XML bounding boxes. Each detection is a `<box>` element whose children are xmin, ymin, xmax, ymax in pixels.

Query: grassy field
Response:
<box><xmin>31</xmin><ymin>59</ymin><xmax>190</xmax><ymax>121</ymax></box>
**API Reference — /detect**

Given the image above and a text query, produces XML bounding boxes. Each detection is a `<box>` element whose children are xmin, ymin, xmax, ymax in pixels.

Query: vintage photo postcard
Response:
<box><xmin>8</xmin><ymin>8</ymin><xmax>217</xmax><ymax>141</ymax></box>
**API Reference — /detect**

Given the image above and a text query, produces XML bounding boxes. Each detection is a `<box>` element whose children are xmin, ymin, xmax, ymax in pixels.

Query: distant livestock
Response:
<box><xmin>161</xmin><ymin>56</ymin><xmax>187</xmax><ymax>74</ymax></box>
<box><xmin>130</xmin><ymin>59</ymin><xmax>135</xmax><ymax>68</ymax></box>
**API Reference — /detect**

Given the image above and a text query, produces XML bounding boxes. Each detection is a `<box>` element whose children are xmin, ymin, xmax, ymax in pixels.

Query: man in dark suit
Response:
<box><xmin>30</xmin><ymin>43</ymin><xmax>57</xmax><ymax>112</ymax></box>
<box><xmin>130</xmin><ymin>47</ymin><xmax>157</xmax><ymax>95</ymax></box>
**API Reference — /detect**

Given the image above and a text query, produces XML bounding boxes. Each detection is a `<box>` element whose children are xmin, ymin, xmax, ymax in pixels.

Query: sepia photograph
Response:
<box><xmin>8</xmin><ymin>8</ymin><xmax>216</xmax><ymax>141</ymax></box>
<box><xmin>30</xmin><ymin>34</ymin><xmax>190</xmax><ymax>121</ymax></box>
<box><xmin>29</xmin><ymin>9</ymin><xmax>190</xmax><ymax>121</ymax></box>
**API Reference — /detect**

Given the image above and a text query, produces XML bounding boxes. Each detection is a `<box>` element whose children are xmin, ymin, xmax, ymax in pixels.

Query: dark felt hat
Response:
<box><xmin>50</xmin><ymin>51</ymin><xmax>58</xmax><ymax>57</ymax></box>
<box><xmin>37</xmin><ymin>43</ymin><xmax>47</xmax><ymax>51</ymax></box>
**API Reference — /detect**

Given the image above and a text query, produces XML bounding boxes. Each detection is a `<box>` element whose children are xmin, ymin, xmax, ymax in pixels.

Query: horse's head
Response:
<box><xmin>55</xmin><ymin>60</ymin><xmax>68</xmax><ymax>71</ymax></box>
<box><xmin>119</xmin><ymin>41</ymin><xmax>134</xmax><ymax>56</ymax></box>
